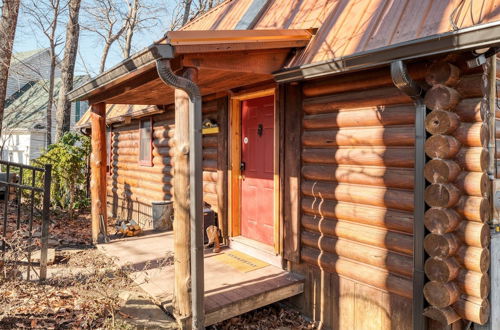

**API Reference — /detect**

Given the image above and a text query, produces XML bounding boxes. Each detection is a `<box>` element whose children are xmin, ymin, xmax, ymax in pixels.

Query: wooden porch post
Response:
<box><xmin>173</xmin><ymin>68</ymin><xmax>198</xmax><ymax>324</ymax></box>
<box><xmin>90</xmin><ymin>102</ymin><xmax>107</xmax><ymax>244</ymax></box>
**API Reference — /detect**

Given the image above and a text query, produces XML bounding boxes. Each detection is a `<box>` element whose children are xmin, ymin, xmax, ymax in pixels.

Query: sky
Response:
<box><xmin>12</xmin><ymin>1</ymin><xmax>177</xmax><ymax>78</ymax></box>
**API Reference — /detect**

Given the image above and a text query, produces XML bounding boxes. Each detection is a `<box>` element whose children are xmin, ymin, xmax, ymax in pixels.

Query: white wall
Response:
<box><xmin>1</xmin><ymin>132</ymin><xmax>32</xmax><ymax>165</ymax></box>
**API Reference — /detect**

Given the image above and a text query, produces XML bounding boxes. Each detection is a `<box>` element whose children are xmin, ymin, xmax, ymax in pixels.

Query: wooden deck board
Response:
<box><xmin>98</xmin><ymin>231</ymin><xmax>304</xmax><ymax>325</ymax></box>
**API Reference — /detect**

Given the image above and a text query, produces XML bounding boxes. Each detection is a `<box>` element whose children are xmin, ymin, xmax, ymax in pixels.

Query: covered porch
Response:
<box><xmin>97</xmin><ymin>232</ymin><xmax>304</xmax><ymax>326</ymax></box>
<box><xmin>69</xmin><ymin>28</ymin><xmax>313</xmax><ymax>328</ymax></box>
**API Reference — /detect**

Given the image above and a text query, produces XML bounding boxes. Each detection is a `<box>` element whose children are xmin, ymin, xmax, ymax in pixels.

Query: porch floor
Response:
<box><xmin>97</xmin><ymin>231</ymin><xmax>304</xmax><ymax>326</ymax></box>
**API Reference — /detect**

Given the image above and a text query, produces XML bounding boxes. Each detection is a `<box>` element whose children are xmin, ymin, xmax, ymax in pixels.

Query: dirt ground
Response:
<box><xmin>1</xmin><ymin>209</ymin><xmax>316</xmax><ymax>329</ymax></box>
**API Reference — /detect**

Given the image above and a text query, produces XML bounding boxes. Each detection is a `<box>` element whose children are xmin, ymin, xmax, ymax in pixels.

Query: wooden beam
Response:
<box><xmin>173</xmin><ymin>69</ymin><xmax>197</xmax><ymax>323</ymax></box>
<box><xmin>283</xmin><ymin>83</ymin><xmax>302</xmax><ymax>262</ymax></box>
<box><xmin>216</xmin><ymin>97</ymin><xmax>229</xmax><ymax>241</ymax></box>
<box><xmin>90</xmin><ymin>102</ymin><xmax>107</xmax><ymax>244</ymax></box>
<box><xmin>182</xmin><ymin>50</ymin><xmax>290</xmax><ymax>74</ymax></box>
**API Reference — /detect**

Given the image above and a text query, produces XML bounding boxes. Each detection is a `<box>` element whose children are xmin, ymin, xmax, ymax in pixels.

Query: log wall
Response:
<box><xmin>422</xmin><ymin>62</ymin><xmax>491</xmax><ymax>326</ymax></box>
<box><xmin>107</xmin><ymin>97</ymin><xmax>228</xmax><ymax>232</ymax></box>
<box><xmin>107</xmin><ymin>111</ymin><xmax>174</xmax><ymax>229</ymax></box>
<box><xmin>289</xmin><ymin>66</ymin><xmax>418</xmax><ymax>329</ymax></box>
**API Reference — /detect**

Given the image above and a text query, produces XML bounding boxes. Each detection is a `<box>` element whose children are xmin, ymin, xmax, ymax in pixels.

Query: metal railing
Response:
<box><xmin>0</xmin><ymin>160</ymin><xmax>51</xmax><ymax>281</ymax></box>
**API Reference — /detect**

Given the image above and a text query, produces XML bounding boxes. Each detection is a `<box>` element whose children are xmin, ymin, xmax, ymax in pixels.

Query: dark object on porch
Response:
<box><xmin>152</xmin><ymin>200</ymin><xmax>173</xmax><ymax>231</ymax></box>
<box><xmin>203</xmin><ymin>208</ymin><xmax>217</xmax><ymax>244</ymax></box>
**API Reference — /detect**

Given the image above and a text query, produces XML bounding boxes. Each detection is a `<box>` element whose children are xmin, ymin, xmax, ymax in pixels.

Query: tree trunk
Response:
<box><xmin>0</xmin><ymin>0</ymin><xmax>21</xmax><ymax>137</ymax></box>
<box><xmin>56</xmin><ymin>0</ymin><xmax>82</xmax><ymax>142</ymax></box>
<box><xmin>182</xmin><ymin>0</ymin><xmax>193</xmax><ymax>26</ymax></box>
<box><xmin>46</xmin><ymin>47</ymin><xmax>57</xmax><ymax>146</ymax></box>
<box><xmin>122</xmin><ymin>0</ymin><xmax>138</xmax><ymax>59</ymax></box>
<box><xmin>99</xmin><ymin>41</ymin><xmax>112</xmax><ymax>73</ymax></box>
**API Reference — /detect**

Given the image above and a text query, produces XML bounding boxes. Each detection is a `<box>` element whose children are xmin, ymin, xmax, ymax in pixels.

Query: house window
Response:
<box><xmin>139</xmin><ymin>118</ymin><xmax>153</xmax><ymax>166</ymax></box>
<box><xmin>75</xmin><ymin>101</ymin><xmax>81</xmax><ymax>122</ymax></box>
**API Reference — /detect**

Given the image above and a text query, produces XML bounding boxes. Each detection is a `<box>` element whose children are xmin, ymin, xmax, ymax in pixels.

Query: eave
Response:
<box><xmin>68</xmin><ymin>29</ymin><xmax>314</xmax><ymax>104</ymax></box>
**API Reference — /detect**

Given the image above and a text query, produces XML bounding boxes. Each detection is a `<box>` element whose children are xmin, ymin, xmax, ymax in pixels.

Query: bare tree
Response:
<box><xmin>170</xmin><ymin>0</ymin><xmax>222</xmax><ymax>30</ymax></box>
<box><xmin>0</xmin><ymin>0</ymin><xmax>21</xmax><ymax>137</ymax></box>
<box><xmin>181</xmin><ymin>0</ymin><xmax>192</xmax><ymax>26</ymax></box>
<box><xmin>83</xmin><ymin>0</ymin><xmax>130</xmax><ymax>73</ymax></box>
<box><xmin>24</xmin><ymin>0</ymin><xmax>68</xmax><ymax>146</ymax></box>
<box><xmin>56</xmin><ymin>0</ymin><xmax>82</xmax><ymax>141</ymax></box>
<box><xmin>119</xmin><ymin>0</ymin><xmax>160</xmax><ymax>59</ymax></box>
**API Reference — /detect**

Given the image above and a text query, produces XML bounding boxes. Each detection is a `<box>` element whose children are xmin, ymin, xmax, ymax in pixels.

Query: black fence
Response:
<box><xmin>0</xmin><ymin>160</ymin><xmax>51</xmax><ymax>281</ymax></box>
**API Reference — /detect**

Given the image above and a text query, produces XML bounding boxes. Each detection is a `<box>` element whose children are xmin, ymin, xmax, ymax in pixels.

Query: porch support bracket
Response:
<box><xmin>156</xmin><ymin>58</ymin><xmax>204</xmax><ymax>330</ymax></box>
<box><xmin>391</xmin><ymin>60</ymin><xmax>426</xmax><ymax>330</ymax></box>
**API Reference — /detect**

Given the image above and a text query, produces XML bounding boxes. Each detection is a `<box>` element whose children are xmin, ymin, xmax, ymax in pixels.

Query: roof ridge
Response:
<box><xmin>180</xmin><ymin>0</ymin><xmax>237</xmax><ymax>30</ymax></box>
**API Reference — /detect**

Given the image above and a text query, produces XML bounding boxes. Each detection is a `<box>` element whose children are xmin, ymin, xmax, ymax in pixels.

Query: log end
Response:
<box><xmin>425</xmin><ymin>135</ymin><xmax>461</xmax><ymax>159</ymax></box>
<box><xmin>425</xmin><ymin>257</ymin><xmax>459</xmax><ymax>282</ymax></box>
<box><xmin>425</xmin><ymin>110</ymin><xmax>460</xmax><ymax>135</ymax></box>
<box><xmin>423</xmin><ymin>306</ymin><xmax>461</xmax><ymax>325</ymax></box>
<box><xmin>424</xmin><ymin>159</ymin><xmax>460</xmax><ymax>183</ymax></box>
<box><xmin>425</xmin><ymin>62</ymin><xmax>461</xmax><ymax>87</ymax></box>
<box><xmin>424</xmin><ymin>281</ymin><xmax>460</xmax><ymax>308</ymax></box>
<box><xmin>424</xmin><ymin>183</ymin><xmax>461</xmax><ymax>208</ymax></box>
<box><xmin>424</xmin><ymin>233</ymin><xmax>459</xmax><ymax>257</ymax></box>
<box><xmin>424</xmin><ymin>208</ymin><xmax>461</xmax><ymax>234</ymax></box>
<box><xmin>424</xmin><ymin>85</ymin><xmax>461</xmax><ymax>111</ymax></box>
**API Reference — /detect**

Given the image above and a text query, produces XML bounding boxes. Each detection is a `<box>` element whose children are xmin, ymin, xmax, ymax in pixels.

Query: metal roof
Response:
<box><xmin>4</xmin><ymin>75</ymin><xmax>89</xmax><ymax>130</ymax></box>
<box><xmin>183</xmin><ymin>0</ymin><xmax>500</xmax><ymax>67</ymax></box>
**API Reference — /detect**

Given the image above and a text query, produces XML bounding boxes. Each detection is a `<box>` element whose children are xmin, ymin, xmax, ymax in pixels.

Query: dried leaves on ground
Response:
<box><xmin>209</xmin><ymin>304</ymin><xmax>317</xmax><ymax>330</ymax></box>
<box><xmin>1</xmin><ymin>248</ymin><xmax>136</xmax><ymax>329</ymax></box>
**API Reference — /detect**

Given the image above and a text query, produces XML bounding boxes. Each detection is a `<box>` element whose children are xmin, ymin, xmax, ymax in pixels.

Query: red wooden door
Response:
<box><xmin>240</xmin><ymin>95</ymin><xmax>274</xmax><ymax>246</ymax></box>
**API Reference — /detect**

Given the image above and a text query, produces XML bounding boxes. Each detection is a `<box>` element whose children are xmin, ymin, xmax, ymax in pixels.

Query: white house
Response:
<box><xmin>6</xmin><ymin>49</ymin><xmax>61</xmax><ymax>99</ymax></box>
<box><xmin>2</xmin><ymin>49</ymin><xmax>88</xmax><ymax>165</ymax></box>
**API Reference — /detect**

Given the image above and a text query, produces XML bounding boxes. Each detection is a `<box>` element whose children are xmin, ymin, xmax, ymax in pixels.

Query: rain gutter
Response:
<box><xmin>275</xmin><ymin>21</ymin><xmax>500</xmax><ymax>83</ymax></box>
<box><xmin>391</xmin><ymin>60</ymin><xmax>426</xmax><ymax>330</ymax></box>
<box><xmin>67</xmin><ymin>44</ymin><xmax>173</xmax><ymax>102</ymax></box>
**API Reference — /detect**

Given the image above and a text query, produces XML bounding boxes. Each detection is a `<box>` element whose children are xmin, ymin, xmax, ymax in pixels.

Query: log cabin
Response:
<box><xmin>70</xmin><ymin>1</ymin><xmax>500</xmax><ymax>329</ymax></box>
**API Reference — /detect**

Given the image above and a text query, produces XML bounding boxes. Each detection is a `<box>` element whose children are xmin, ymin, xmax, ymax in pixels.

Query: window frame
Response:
<box><xmin>138</xmin><ymin>117</ymin><xmax>153</xmax><ymax>167</ymax></box>
<box><xmin>106</xmin><ymin>126</ymin><xmax>113</xmax><ymax>174</ymax></box>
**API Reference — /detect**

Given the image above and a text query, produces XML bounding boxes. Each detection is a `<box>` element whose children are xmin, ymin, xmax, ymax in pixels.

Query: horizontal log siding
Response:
<box><xmin>106</xmin><ymin>98</ymin><xmax>228</xmax><ymax>230</ymax></box>
<box><xmin>107</xmin><ymin>111</ymin><xmax>174</xmax><ymax>230</ymax></box>
<box><xmin>292</xmin><ymin>73</ymin><xmax>415</xmax><ymax>329</ymax></box>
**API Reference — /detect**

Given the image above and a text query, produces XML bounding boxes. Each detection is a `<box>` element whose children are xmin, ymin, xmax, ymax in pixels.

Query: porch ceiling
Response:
<box><xmin>70</xmin><ymin>29</ymin><xmax>314</xmax><ymax>106</ymax></box>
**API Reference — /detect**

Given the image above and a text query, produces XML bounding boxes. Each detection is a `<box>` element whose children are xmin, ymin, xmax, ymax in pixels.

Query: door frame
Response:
<box><xmin>228</xmin><ymin>87</ymin><xmax>281</xmax><ymax>254</ymax></box>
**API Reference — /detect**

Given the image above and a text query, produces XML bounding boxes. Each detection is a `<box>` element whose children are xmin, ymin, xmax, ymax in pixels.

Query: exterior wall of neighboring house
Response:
<box><xmin>1</xmin><ymin>131</ymin><xmax>32</xmax><ymax>165</ymax></box>
<box><xmin>6</xmin><ymin>49</ymin><xmax>61</xmax><ymax>98</ymax></box>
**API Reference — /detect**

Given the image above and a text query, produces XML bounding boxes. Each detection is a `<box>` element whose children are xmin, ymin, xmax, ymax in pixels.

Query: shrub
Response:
<box><xmin>31</xmin><ymin>132</ymin><xmax>90</xmax><ymax>217</ymax></box>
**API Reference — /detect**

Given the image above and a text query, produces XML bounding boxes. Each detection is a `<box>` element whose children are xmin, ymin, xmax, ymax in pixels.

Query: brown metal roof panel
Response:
<box><xmin>254</xmin><ymin>0</ymin><xmax>335</xmax><ymax>30</ymax></box>
<box><xmin>182</xmin><ymin>0</ymin><xmax>253</xmax><ymax>30</ymax></box>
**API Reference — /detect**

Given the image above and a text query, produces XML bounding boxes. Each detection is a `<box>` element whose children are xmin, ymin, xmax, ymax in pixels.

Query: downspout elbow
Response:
<box><xmin>156</xmin><ymin>59</ymin><xmax>201</xmax><ymax>101</ymax></box>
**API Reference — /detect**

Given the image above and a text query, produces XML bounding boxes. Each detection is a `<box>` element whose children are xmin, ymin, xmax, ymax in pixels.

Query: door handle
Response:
<box><xmin>240</xmin><ymin>162</ymin><xmax>246</xmax><ymax>171</ymax></box>
<box><xmin>257</xmin><ymin>124</ymin><xmax>263</xmax><ymax>137</ymax></box>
